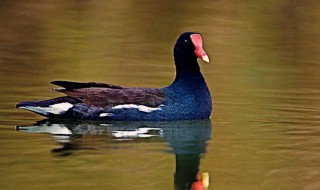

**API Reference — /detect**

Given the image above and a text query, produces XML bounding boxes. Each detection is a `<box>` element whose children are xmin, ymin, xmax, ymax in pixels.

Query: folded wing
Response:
<box><xmin>50</xmin><ymin>80</ymin><xmax>166</xmax><ymax>108</ymax></box>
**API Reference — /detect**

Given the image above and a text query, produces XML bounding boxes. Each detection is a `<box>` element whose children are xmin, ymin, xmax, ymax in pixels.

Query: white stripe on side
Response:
<box><xmin>21</xmin><ymin>102</ymin><xmax>73</xmax><ymax>115</ymax></box>
<box><xmin>111</xmin><ymin>104</ymin><xmax>162</xmax><ymax>113</ymax></box>
<box><xmin>99</xmin><ymin>113</ymin><xmax>114</xmax><ymax>117</ymax></box>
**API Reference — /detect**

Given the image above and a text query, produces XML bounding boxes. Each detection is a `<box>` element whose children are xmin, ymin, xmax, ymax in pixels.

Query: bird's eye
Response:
<box><xmin>184</xmin><ymin>40</ymin><xmax>189</xmax><ymax>43</ymax></box>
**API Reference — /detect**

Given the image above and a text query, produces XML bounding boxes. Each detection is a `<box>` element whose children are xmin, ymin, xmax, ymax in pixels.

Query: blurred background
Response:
<box><xmin>0</xmin><ymin>0</ymin><xmax>320</xmax><ymax>189</ymax></box>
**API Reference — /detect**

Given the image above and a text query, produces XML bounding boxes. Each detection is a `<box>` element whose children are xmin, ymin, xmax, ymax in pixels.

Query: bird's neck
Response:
<box><xmin>167</xmin><ymin>63</ymin><xmax>208</xmax><ymax>94</ymax></box>
<box><xmin>172</xmin><ymin>51</ymin><xmax>204</xmax><ymax>86</ymax></box>
<box><xmin>170</xmin><ymin>73</ymin><xmax>207</xmax><ymax>90</ymax></box>
<box><xmin>173</xmin><ymin>44</ymin><xmax>202</xmax><ymax>76</ymax></box>
<box><xmin>166</xmin><ymin>44</ymin><xmax>209</xmax><ymax>93</ymax></box>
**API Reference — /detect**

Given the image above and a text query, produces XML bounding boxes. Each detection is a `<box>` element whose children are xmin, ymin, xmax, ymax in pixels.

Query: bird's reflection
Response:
<box><xmin>16</xmin><ymin>119</ymin><xmax>212</xmax><ymax>190</ymax></box>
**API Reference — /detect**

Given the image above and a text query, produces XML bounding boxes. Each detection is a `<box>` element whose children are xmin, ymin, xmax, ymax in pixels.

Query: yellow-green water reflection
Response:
<box><xmin>15</xmin><ymin>120</ymin><xmax>212</xmax><ymax>190</ymax></box>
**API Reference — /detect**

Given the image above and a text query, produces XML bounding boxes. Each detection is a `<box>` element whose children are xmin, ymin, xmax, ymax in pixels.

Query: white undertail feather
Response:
<box><xmin>20</xmin><ymin>102</ymin><xmax>73</xmax><ymax>115</ymax></box>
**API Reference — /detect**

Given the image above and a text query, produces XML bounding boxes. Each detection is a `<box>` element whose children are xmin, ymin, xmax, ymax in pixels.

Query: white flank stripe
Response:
<box><xmin>99</xmin><ymin>113</ymin><xmax>114</xmax><ymax>117</ymax></box>
<box><xmin>112</xmin><ymin>104</ymin><xmax>162</xmax><ymax>113</ymax></box>
<box><xmin>22</xmin><ymin>102</ymin><xmax>73</xmax><ymax>115</ymax></box>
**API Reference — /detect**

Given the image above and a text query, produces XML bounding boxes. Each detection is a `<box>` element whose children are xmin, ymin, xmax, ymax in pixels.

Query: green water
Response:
<box><xmin>1</xmin><ymin>0</ymin><xmax>320</xmax><ymax>189</ymax></box>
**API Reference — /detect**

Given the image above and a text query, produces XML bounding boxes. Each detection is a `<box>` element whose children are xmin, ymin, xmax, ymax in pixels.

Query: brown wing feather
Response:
<box><xmin>54</xmin><ymin>87</ymin><xmax>166</xmax><ymax>108</ymax></box>
<box><xmin>51</xmin><ymin>80</ymin><xmax>124</xmax><ymax>90</ymax></box>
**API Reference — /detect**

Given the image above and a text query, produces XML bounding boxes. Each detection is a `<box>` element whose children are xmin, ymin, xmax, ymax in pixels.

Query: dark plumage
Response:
<box><xmin>16</xmin><ymin>32</ymin><xmax>212</xmax><ymax>120</ymax></box>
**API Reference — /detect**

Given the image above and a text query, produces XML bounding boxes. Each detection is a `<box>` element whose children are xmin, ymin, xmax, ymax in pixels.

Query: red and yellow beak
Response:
<box><xmin>190</xmin><ymin>34</ymin><xmax>210</xmax><ymax>63</ymax></box>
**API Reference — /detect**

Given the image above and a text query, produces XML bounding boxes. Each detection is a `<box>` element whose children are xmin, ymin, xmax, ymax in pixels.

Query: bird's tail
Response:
<box><xmin>16</xmin><ymin>96</ymin><xmax>81</xmax><ymax>117</ymax></box>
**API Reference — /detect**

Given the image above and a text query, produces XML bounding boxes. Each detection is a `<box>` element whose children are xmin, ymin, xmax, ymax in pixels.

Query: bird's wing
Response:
<box><xmin>51</xmin><ymin>80</ymin><xmax>124</xmax><ymax>90</ymax></box>
<box><xmin>50</xmin><ymin>81</ymin><xmax>165</xmax><ymax>108</ymax></box>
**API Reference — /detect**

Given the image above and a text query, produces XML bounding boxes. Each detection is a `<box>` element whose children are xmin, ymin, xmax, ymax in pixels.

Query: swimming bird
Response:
<box><xmin>16</xmin><ymin>32</ymin><xmax>212</xmax><ymax>120</ymax></box>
